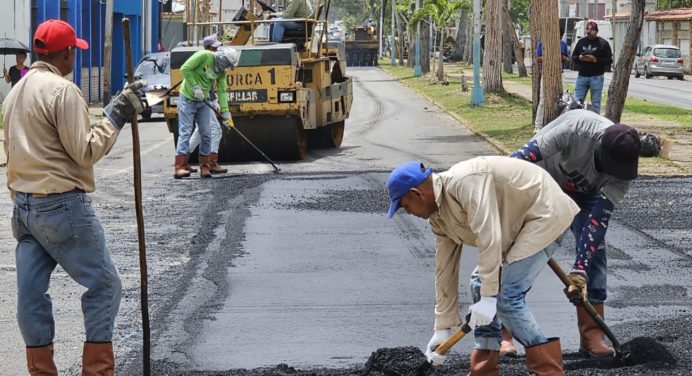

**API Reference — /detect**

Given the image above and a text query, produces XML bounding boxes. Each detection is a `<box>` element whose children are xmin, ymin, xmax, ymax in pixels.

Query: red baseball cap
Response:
<box><xmin>34</xmin><ymin>19</ymin><xmax>88</xmax><ymax>55</ymax></box>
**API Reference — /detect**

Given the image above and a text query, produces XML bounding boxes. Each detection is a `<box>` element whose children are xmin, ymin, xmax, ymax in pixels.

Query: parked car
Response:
<box><xmin>134</xmin><ymin>52</ymin><xmax>170</xmax><ymax>119</ymax></box>
<box><xmin>634</xmin><ymin>44</ymin><xmax>685</xmax><ymax>80</ymax></box>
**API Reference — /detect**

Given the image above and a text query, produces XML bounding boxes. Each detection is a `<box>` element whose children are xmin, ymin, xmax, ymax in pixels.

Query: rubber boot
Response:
<box><xmin>468</xmin><ymin>349</ymin><xmax>500</xmax><ymax>376</ymax></box>
<box><xmin>174</xmin><ymin>155</ymin><xmax>191</xmax><ymax>179</ymax></box>
<box><xmin>525</xmin><ymin>337</ymin><xmax>564</xmax><ymax>376</ymax></box>
<box><xmin>577</xmin><ymin>304</ymin><xmax>615</xmax><ymax>357</ymax></box>
<box><xmin>26</xmin><ymin>344</ymin><xmax>58</xmax><ymax>376</ymax></box>
<box><xmin>184</xmin><ymin>154</ymin><xmax>198</xmax><ymax>173</ymax></box>
<box><xmin>198</xmin><ymin>155</ymin><xmax>212</xmax><ymax>178</ymax></box>
<box><xmin>82</xmin><ymin>342</ymin><xmax>114</xmax><ymax>376</ymax></box>
<box><xmin>499</xmin><ymin>326</ymin><xmax>518</xmax><ymax>358</ymax></box>
<box><xmin>208</xmin><ymin>153</ymin><xmax>228</xmax><ymax>174</ymax></box>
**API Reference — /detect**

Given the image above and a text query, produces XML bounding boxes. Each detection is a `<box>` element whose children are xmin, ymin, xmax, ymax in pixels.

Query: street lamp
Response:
<box><xmin>413</xmin><ymin>0</ymin><xmax>422</xmax><ymax>77</ymax></box>
<box><xmin>471</xmin><ymin>0</ymin><xmax>484</xmax><ymax>105</ymax></box>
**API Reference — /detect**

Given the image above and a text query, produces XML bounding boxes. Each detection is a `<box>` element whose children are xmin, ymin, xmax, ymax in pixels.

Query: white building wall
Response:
<box><xmin>0</xmin><ymin>0</ymin><xmax>32</xmax><ymax>102</ymax></box>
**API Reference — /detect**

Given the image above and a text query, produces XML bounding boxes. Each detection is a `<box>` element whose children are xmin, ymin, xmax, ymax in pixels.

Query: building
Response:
<box><xmin>644</xmin><ymin>8</ymin><xmax>692</xmax><ymax>73</ymax></box>
<box><xmin>604</xmin><ymin>1</ymin><xmax>657</xmax><ymax>63</ymax></box>
<box><xmin>1</xmin><ymin>1</ymin><xmax>161</xmax><ymax>104</ymax></box>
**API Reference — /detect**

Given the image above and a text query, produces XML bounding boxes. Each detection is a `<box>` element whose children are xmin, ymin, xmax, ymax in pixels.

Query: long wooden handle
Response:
<box><xmin>122</xmin><ymin>18</ymin><xmax>151</xmax><ymax>376</ymax></box>
<box><xmin>435</xmin><ymin>323</ymin><xmax>472</xmax><ymax>355</ymax></box>
<box><xmin>547</xmin><ymin>258</ymin><xmax>622</xmax><ymax>352</ymax></box>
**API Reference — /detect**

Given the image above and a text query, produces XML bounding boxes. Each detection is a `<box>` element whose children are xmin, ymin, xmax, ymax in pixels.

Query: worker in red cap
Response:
<box><xmin>2</xmin><ymin>19</ymin><xmax>146</xmax><ymax>375</ymax></box>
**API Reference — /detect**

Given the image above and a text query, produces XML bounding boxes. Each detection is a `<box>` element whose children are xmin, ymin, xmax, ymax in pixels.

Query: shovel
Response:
<box><xmin>409</xmin><ymin>314</ymin><xmax>473</xmax><ymax>376</ymax></box>
<box><xmin>144</xmin><ymin>80</ymin><xmax>182</xmax><ymax>107</ymax></box>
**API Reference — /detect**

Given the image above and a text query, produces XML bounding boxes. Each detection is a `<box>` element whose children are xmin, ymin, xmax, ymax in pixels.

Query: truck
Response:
<box><xmin>163</xmin><ymin>0</ymin><xmax>353</xmax><ymax>161</ymax></box>
<box><xmin>345</xmin><ymin>25</ymin><xmax>379</xmax><ymax>66</ymax></box>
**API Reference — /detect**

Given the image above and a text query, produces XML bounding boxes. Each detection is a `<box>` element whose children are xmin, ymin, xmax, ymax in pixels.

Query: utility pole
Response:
<box><xmin>414</xmin><ymin>0</ymin><xmax>422</xmax><ymax>76</ymax></box>
<box><xmin>471</xmin><ymin>0</ymin><xmax>484</xmax><ymax>105</ymax></box>
<box><xmin>611</xmin><ymin>0</ymin><xmax>617</xmax><ymax>63</ymax></box>
<box><xmin>391</xmin><ymin>0</ymin><xmax>396</xmax><ymax>66</ymax></box>
<box><xmin>379</xmin><ymin>0</ymin><xmax>385</xmax><ymax>57</ymax></box>
<box><xmin>103</xmin><ymin>0</ymin><xmax>114</xmax><ymax>104</ymax></box>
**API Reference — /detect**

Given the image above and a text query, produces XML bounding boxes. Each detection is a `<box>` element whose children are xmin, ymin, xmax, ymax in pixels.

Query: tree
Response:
<box><xmin>450</xmin><ymin>7</ymin><xmax>470</xmax><ymax>61</ymax></box>
<box><xmin>502</xmin><ymin>0</ymin><xmax>514</xmax><ymax>74</ymax></box>
<box><xmin>411</xmin><ymin>0</ymin><xmax>468</xmax><ymax>81</ymax></box>
<box><xmin>656</xmin><ymin>0</ymin><xmax>692</xmax><ymax>9</ymax></box>
<box><xmin>503</xmin><ymin>2</ymin><xmax>527</xmax><ymax>77</ymax></box>
<box><xmin>529</xmin><ymin>2</ymin><xmax>541</xmax><ymax>124</ymax></box>
<box><xmin>483</xmin><ymin>0</ymin><xmax>505</xmax><ymax>92</ymax></box>
<box><xmin>605</xmin><ymin>0</ymin><xmax>646</xmax><ymax>122</ymax></box>
<box><xmin>539</xmin><ymin>0</ymin><xmax>563</xmax><ymax>125</ymax></box>
<box><xmin>421</xmin><ymin>18</ymin><xmax>431</xmax><ymax>73</ymax></box>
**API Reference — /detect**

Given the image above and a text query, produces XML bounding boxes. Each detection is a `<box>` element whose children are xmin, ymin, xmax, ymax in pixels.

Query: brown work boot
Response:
<box><xmin>499</xmin><ymin>326</ymin><xmax>518</xmax><ymax>358</ymax></box>
<box><xmin>525</xmin><ymin>337</ymin><xmax>564</xmax><ymax>376</ymax></box>
<box><xmin>184</xmin><ymin>154</ymin><xmax>198</xmax><ymax>173</ymax></box>
<box><xmin>208</xmin><ymin>153</ymin><xmax>228</xmax><ymax>174</ymax></box>
<box><xmin>26</xmin><ymin>344</ymin><xmax>58</xmax><ymax>376</ymax></box>
<box><xmin>174</xmin><ymin>155</ymin><xmax>191</xmax><ymax>179</ymax></box>
<box><xmin>198</xmin><ymin>155</ymin><xmax>212</xmax><ymax>178</ymax></box>
<box><xmin>82</xmin><ymin>342</ymin><xmax>114</xmax><ymax>376</ymax></box>
<box><xmin>468</xmin><ymin>349</ymin><xmax>500</xmax><ymax>376</ymax></box>
<box><xmin>577</xmin><ymin>304</ymin><xmax>615</xmax><ymax>358</ymax></box>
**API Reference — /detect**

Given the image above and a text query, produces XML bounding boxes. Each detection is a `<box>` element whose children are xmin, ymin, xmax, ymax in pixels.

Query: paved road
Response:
<box><xmin>0</xmin><ymin>67</ymin><xmax>690</xmax><ymax>375</ymax></box>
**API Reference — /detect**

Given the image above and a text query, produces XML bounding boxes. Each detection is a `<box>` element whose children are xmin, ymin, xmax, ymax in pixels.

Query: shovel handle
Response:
<box><xmin>547</xmin><ymin>258</ymin><xmax>622</xmax><ymax>352</ymax></box>
<box><xmin>434</xmin><ymin>314</ymin><xmax>473</xmax><ymax>355</ymax></box>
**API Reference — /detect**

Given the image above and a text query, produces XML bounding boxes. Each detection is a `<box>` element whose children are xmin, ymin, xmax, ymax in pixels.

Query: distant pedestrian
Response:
<box><xmin>2</xmin><ymin>19</ymin><xmax>145</xmax><ymax>375</ymax></box>
<box><xmin>387</xmin><ymin>156</ymin><xmax>579</xmax><ymax>375</ymax></box>
<box><xmin>3</xmin><ymin>52</ymin><xmax>30</xmax><ymax>87</ymax></box>
<box><xmin>571</xmin><ymin>21</ymin><xmax>612</xmax><ymax>114</ymax></box>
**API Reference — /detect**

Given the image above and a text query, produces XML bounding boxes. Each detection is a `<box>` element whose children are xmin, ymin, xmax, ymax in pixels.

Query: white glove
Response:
<box><xmin>192</xmin><ymin>85</ymin><xmax>204</xmax><ymax>101</ymax></box>
<box><xmin>468</xmin><ymin>296</ymin><xmax>497</xmax><ymax>329</ymax></box>
<box><xmin>425</xmin><ymin>329</ymin><xmax>449</xmax><ymax>366</ymax></box>
<box><xmin>222</xmin><ymin>111</ymin><xmax>231</xmax><ymax>121</ymax></box>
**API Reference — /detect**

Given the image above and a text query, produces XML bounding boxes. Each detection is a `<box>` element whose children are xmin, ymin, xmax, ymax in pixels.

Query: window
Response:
<box><xmin>653</xmin><ymin>48</ymin><xmax>682</xmax><ymax>58</ymax></box>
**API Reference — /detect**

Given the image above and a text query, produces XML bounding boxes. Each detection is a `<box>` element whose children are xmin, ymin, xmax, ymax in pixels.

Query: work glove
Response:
<box><xmin>564</xmin><ymin>271</ymin><xmax>588</xmax><ymax>305</ymax></box>
<box><xmin>425</xmin><ymin>329</ymin><xmax>450</xmax><ymax>366</ymax></box>
<box><xmin>468</xmin><ymin>296</ymin><xmax>497</xmax><ymax>329</ymax></box>
<box><xmin>192</xmin><ymin>85</ymin><xmax>205</xmax><ymax>101</ymax></box>
<box><xmin>103</xmin><ymin>80</ymin><xmax>147</xmax><ymax>130</ymax></box>
<box><xmin>222</xmin><ymin>111</ymin><xmax>232</xmax><ymax>121</ymax></box>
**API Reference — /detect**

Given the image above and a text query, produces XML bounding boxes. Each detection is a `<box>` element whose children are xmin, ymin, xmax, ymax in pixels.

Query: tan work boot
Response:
<box><xmin>577</xmin><ymin>304</ymin><xmax>615</xmax><ymax>357</ymax></box>
<box><xmin>82</xmin><ymin>342</ymin><xmax>114</xmax><ymax>376</ymax></box>
<box><xmin>499</xmin><ymin>326</ymin><xmax>518</xmax><ymax>358</ymax></box>
<box><xmin>525</xmin><ymin>337</ymin><xmax>564</xmax><ymax>376</ymax></box>
<box><xmin>198</xmin><ymin>155</ymin><xmax>212</xmax><ymax>178</ymax></box>
<box><xmin>26</xmin><ymin>344</ymin><xmax>58</xmax><ymax>376</ymax></box>
<box><xmin>174</xmin><ymin>155</ymin><xmax>191</xmax><ymax>179</ymax></box>
<box><xmin>208</xmin><ymin>153</ymin><xmax>228</xmax><ymax>174</ymax></box>
<box><xmin>184</xmin><ymin>154</ymin><xmax>198</xmax><ymax>173</ymax></box>
<box><xmin>468</xmin><ymin>349</ymin><xmax>500</xmax><ymax>376</ymax></box>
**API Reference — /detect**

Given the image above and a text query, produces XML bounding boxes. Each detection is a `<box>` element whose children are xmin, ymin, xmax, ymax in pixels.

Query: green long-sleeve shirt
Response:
<box><xmin>180</xmin><ymin>50</ymin><xmax>229</xmax><ymax>112</ymax></box>
<box><xmin>279</xmin><ymin>0</ymin><xmax>313</xmax><ymax>18</ymax></box>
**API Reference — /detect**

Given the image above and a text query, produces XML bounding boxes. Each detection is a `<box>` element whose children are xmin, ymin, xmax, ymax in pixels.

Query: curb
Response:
<box><xmin>377</xmin><ymin>67</ymin><xmax>511</xmax><ymax>156</ymax></box>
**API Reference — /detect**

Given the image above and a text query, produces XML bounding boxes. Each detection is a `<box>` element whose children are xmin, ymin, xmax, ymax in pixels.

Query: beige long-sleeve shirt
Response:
<box><xmin>428</xmin><ymin>156</ymin><xmax>580</xmax><ymax>330</ymax></box>
<box><xmin>3</xmin><ymin>61</ymin><xmax>119</xmax><ymax>196</ymax></box>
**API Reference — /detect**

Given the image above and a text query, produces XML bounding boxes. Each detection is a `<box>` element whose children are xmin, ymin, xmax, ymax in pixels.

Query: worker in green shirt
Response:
<box><xmin>174</xmin><ymin>47</ymin><xmax>237</xmax><ymax>179</ymax></box>
<box><xmin>267</xmin><ymin>0</ymin><xmax>314</xmax><ymax>42</ymax></box>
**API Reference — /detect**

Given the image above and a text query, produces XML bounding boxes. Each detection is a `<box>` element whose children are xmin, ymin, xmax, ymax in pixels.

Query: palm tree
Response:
<box><xmin>410</xmin><ymin>0</ymin><xmax>469</xmax><ymax>81</ymax></box>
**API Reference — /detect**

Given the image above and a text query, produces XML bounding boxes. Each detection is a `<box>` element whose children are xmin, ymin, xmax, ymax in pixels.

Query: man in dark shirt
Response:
<box><xmin>571</xmin><ymin>21</ymin><xmax>612</xmax><ymax>114</ymax></box>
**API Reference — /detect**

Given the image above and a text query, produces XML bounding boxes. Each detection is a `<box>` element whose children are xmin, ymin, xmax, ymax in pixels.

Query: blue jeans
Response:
<box><xmin>270</xmin><ymin>19</ymin><xmax>305</xmax><ymax>42</ymax></box>
<box><xmin>574</xmin><ymin>74</ymin><xmax>604</xmax><ymax>114</ymax></box>
<box><xmin>190</xmin><ymin>100</ymin><xmax>223</xmax><ymax>154</ymax></box>
<box><xmin>177</xmin><ymin>96</ymin><xmax>212</xmax><ymax>156</ymax></box>
<box><xmin>12</xmin><ymin>191</ymin><xmax>122</xmax><ymax>347</ymax></box>
<box><xmin>569</xmin><ymin>193</ymin><xmax>608</xmax><ymax>304</ymax></box>
<box><xmin>469</xmin><ymin>238</ymin><xmax>562</xmax><ymax>351</ymax></box>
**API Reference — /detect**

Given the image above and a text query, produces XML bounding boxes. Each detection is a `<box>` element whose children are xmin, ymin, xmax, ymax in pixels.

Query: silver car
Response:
<box><xmin>634</xmin><ymin>44</ymin><xmax>684</xmax><ymax>80</ymax></box>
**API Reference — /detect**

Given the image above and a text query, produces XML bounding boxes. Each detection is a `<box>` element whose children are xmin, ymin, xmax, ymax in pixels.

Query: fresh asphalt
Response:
<box><xmin>0</xmin><ymin>67</ymin><xmax>690</xmax><ymax>375</ymax></box>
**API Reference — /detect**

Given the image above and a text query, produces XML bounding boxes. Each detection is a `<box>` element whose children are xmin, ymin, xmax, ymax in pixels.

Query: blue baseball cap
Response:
<box><xmin>386</xmin><ymin>162</ymin><xmax>433</xmax><ymax>219</ymax></box>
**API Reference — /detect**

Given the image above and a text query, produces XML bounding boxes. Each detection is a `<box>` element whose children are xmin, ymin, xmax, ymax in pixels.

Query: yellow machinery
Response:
<box><xmin>163</xmin><ymin>0</ymin><xmax>352</xmax><ymax>161</ymax></box>
<box><xmin>346</xmin><ymin>25</ymin><xmax>379</xmax><ymax>66</ymax></box>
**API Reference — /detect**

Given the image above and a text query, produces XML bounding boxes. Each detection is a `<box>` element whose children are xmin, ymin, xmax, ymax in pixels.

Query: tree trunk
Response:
<box><xmin>465</xmin><ymin>13</ymin><xmax>473</xmax><ymax>63</ymax></box>
<box><xmin>438</xmin><ymin>30</ymin><xmax>446</xmax><ymax>81</ymax></box>
<box><xmin>396</xmin><ymin>11</ymin><xmax>406</xmax><ymax>66</ymax></box>
<box><xmin>483</xmin><ymin>0</ymin><xmax>504</xmax><ymax>93</ymax></box>
<box><xmin>605</xmin><ymin>0</ymin><xmax>645</xmax><ymax>122</ymax></box>
<box><xmin>529</xmin><ymin>2</ymin><xmax>542</xmax><ymax>124</ymax></box>
<box><xmin>451</xmin><ymin>8</ymin><xmax>469</xmax><ymax>61</ymax></box>
<box><xmin>502</xmin><ymin>1</ymin><xmax>514</xmax><ymax>74</ymax></box>
<box><xmin>421</xmin><ymin>19</ymin><xmax>431</xmax><ymax>73</ymax></box>
<box><xmin>408</xmin><ymin>26</ymin><xmax>414</xmax><ymax>68</ymax></box>
<box><xmin>504</xmin><ymin>3</ymin><xmax>528</xmax><ymax>76</ymax></box>
<box><xmin>539</xmin><ymin>0</ymin><xmax>563</xmax><ymax>126</ymax></box>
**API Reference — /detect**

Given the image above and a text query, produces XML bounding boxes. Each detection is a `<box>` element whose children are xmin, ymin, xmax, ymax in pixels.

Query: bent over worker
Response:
<box><xmin>174</xmin><ymin>46</ymin><xmax>237</xmax><ymax>178</ymax></box>
<box><xmin>3</xmin><ymin>19</ymin><xmax>145</xmax><ymax>375</ymax></box>
<box><xmin>387</xmin><ymin>156</ymin><xmax>580</xmax><ymax>375</ymax></box>
<box><xmin>510</xmin><ymin>109</ymin><xmax>641</xmax><ymax>358</ymax></box>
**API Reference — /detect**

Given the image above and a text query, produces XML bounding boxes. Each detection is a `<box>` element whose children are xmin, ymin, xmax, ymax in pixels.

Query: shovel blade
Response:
<box><xmin>145</xmin><ymin>89</ymin><xmax>168</xmax><ymax>107</ymax></box>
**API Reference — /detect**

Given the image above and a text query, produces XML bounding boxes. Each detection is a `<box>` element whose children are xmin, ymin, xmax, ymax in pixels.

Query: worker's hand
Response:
<box><xmin>425</xmin><ymin>329</ymin><xmax>450</xmax><ymax>366</ymax></box>
<box><xmin>2</xmin><ymin>67</ymin><xmax>6</xmax><ymax>76</ymax></box>
<box><xmin>222</xmin><ymin>111</ymin><xmax>231</xmax><ymax>121</ymax></box>
<box><xmin>468</xmin><ymin>296</ymin><xmax>497</xmax><ymax>329</ymax></box>
<box><xmin>212</xmin><ymin>101</ymin><xmax>221</xmax><ymax>113</ymax></box>
<box><xmin>564</xmin><ymin>271</ymin><xmax>588</xmax><ymax>305</ymax></box>
<box><xmin>103</xmin><ymin>79</ymin><xmax>147</xmax><ymax>130</ymax></box>
<box><xmin>192</xmin><ymin>85</ymin><xmax>205</xmax><ymax>101</ymax></box>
